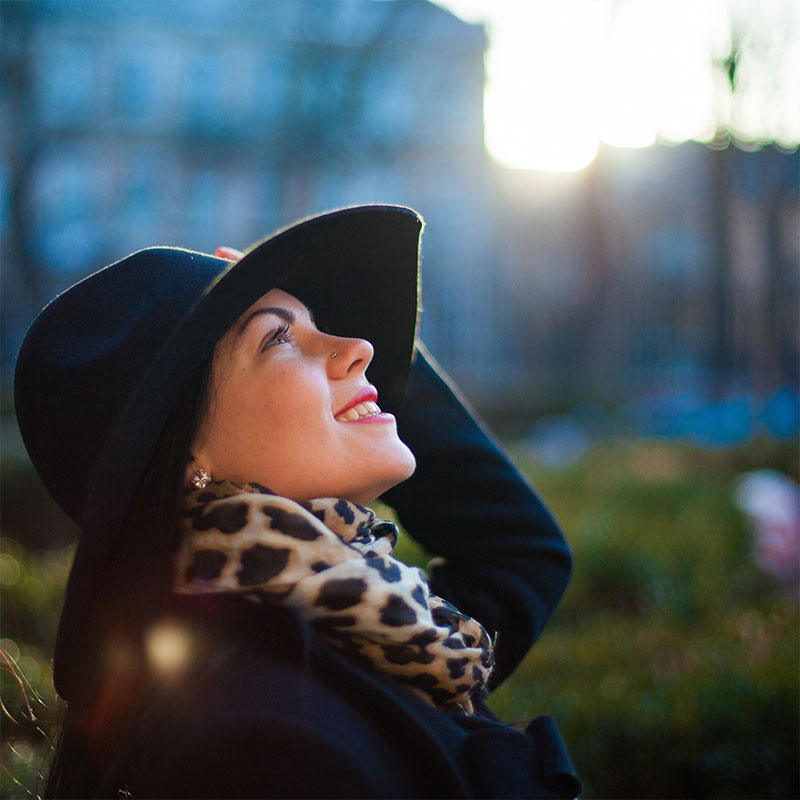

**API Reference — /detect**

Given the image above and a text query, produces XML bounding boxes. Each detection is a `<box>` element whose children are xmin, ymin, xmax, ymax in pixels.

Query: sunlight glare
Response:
<box><xmin>482</xmin><ymin>0</ymin><xmax>730</xmax><ymax>169</ymax></box>
<box><xmin>484</xmin><ymin>2</ymin><xmax>603</xmax><ymax>172</ymax></box>
<box><xmin>437</xmin><ymin>0</ymin><xmax>799</xmax><ymax>171</ymax></box>
<box><xmin>597</xmin><ymin>2</ymin><xmax>663</xmax><ymax>149</ymax></box>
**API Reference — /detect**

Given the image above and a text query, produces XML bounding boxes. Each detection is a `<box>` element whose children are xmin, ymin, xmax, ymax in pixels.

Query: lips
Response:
<box><xmin>334</xmin><ymin>386</ymin><xmax>383</xmax><ymax>422</ymax></box>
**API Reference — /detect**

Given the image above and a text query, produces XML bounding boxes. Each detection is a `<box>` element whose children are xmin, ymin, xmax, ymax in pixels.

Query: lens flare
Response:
<box><xmin>145</xmin><ymin>621</ymin><xmax>194</xmax><ymax>678</ymax></box>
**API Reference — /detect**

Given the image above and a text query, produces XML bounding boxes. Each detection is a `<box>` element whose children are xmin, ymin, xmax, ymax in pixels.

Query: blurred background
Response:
<box><xmin>1</xmin><ymin>1</ymin><xmax>798</xmax><ymax>797</ymax></box>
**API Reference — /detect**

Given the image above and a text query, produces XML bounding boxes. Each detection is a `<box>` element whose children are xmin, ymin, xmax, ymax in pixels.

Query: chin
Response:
<box><xmin>350</xmin><ymin>447</ymin><xmax>417</xmax><ymax>506</ymax></box>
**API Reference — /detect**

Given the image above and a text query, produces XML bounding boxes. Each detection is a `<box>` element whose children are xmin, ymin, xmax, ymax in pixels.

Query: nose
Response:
<box><xmin>326</xmin><ymin>335</ymin><xmax>374</xmax><ymax>378</ymax></box>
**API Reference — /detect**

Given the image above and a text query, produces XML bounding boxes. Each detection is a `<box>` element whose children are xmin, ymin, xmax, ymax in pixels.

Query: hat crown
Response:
<box><xmin>14</xmin><ymin>206</ymin><xmax>422</xmax><ymax>534</ymax></box>
<box><xmin>14</xmin><ymin>247</ymin><xmax>230</xmax><ymax>523</ymax></box>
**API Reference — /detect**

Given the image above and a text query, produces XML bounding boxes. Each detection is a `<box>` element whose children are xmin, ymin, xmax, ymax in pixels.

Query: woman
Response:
<box><xmin>15</xmin><ymin>205</ymin><xmax>581</xmax><ymax>798</ymax></box>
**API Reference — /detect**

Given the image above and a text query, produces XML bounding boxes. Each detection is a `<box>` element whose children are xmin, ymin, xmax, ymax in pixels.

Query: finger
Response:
<box><xmin>215</xmin><ymin>247</ymin><xmax>245</xmax><ymax>261</ymax></box>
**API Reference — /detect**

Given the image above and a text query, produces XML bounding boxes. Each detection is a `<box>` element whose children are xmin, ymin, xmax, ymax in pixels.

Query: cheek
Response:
<box><xmin>201</xmin><ymin>379</ymin><xmax>272</xmax><ymax>456</ymax></box>
<box><xmin>233</xmin><ymin>371</ymin><xmax>333</xmax><ymax>449</ymax></box>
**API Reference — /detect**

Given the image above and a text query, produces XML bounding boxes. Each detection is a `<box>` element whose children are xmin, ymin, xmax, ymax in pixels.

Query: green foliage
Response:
<box><xmin>488</xmin><ymin>441</ymin><xmax>799</xmax><ymax>798</ymax></box>
<box><xmin>2</xmin><ymin>440</ymin><xmax>798</xmax><ymax>798</ymax></box>
<box><xmin>1</xmin><ymin>539</ymin><xmax>69</xmax><ymax>799</ymax></box>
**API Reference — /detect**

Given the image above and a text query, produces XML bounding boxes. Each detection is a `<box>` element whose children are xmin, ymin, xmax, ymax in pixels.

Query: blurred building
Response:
<box><xmin>2</xmin><ymin>0</ymin><xmax>798</xmax><ymax>430</ymax></box>
<box><xmin>490</xmin><ymin>143</ymin><xmax>799</xmax><ymax>413</ymax></box>
<box><xmin>1</xmin><ymin>0</ymin><xmax>491</xmax><ymax>377</ymax></box>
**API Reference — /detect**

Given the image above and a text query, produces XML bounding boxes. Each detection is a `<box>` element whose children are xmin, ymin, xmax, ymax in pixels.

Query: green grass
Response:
<box><xmin>2</xmin><ymin>439</ymin><xmax>798</xmax><ymax>798</ymax></box>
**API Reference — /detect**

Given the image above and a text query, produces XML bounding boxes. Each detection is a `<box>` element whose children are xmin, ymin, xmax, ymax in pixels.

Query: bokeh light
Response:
<box><xmin>144</xmin><ymin>620</ymin><xmax>194</xmax><ymax>679</ymax></box>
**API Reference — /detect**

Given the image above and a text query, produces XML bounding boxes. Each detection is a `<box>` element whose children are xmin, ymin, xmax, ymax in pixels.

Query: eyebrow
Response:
<box><xmin>236</xmin><ymin>305</ymin><xmax>316</xmax><ymax>338</ymax></box>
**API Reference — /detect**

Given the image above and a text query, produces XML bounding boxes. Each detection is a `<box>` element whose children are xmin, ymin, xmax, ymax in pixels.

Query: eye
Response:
<box><xmin>261</xmin><ymin>323</ymin><xmax>293</xmax><ymax>351</ymax></box>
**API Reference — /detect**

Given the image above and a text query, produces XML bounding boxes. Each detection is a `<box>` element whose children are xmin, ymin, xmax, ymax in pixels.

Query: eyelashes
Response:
<box><xmin>260</xmin><ymin>323</ymin><xmax>294</xmax><ymax>352</ymax></box>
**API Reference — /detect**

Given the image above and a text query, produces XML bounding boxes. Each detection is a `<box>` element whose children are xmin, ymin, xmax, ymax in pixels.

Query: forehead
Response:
<box><xmin>237</xmin><ymin>288</ymin><xmax>310</xmax><ymax>321</ymax></box>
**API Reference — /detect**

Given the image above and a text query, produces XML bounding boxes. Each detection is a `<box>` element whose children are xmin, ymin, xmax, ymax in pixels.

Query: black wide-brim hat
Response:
<box><xmin>14</xmin><ymin>204</ymin><xmax>423</xmax><ymax>700</ymax></box>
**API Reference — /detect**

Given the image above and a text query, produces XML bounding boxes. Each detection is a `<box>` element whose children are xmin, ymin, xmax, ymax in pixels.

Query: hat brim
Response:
<box><xmin>50</xmin><ymin>204</ymin><xmax>422</xmax><ymax>699</ymax></box>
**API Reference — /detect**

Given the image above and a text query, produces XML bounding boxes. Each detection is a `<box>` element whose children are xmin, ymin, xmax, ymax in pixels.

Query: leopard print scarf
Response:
<box><xmin>174</xmin><ymin>480</ymin><xmax>494</xmax><ymax>713</ymax></box>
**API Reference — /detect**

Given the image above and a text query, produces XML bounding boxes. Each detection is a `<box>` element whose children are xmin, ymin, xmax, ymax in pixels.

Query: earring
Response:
<box><xmin>330</xmin><ymin>351</ymin><xmax>338</xmax><ymax>359</ymax></box>
<box><xmin>189</xmin><ymin>467</ymin><xmax>212</xmax><ymax>489</ymax></box>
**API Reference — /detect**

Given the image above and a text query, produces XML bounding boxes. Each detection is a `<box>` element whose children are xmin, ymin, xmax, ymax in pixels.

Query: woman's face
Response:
<box><xmin>189</xmin><ymin>289</ymin><xmax>416</xmax><ymax>504</ymax></box>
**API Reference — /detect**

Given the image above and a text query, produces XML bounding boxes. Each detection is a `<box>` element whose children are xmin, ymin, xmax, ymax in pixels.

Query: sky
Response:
<box><xmin>434</xmin><ymin>0</ymin><xmax>800</xmax><ymax>172</ymax></box>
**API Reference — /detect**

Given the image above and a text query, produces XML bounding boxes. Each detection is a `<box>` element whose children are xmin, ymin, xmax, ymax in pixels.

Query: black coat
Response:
<box><xmin>66</xmin><ymin>347</ymin><xmax>581</xmax><ymax>799</ymax></box>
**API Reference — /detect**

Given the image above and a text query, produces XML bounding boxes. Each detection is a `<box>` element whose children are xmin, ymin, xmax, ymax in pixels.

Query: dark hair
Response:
<box><xmin>46</xmin><ymin>354</ymin><xmax>213</xmax><ymax>798</ymax></box>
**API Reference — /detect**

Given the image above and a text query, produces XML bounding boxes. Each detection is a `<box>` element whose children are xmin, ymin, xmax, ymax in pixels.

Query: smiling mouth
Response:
<box><xmin>335</xmin><ymin>401</ymin><xmax>382</xmax><ymax>422</ymax></box>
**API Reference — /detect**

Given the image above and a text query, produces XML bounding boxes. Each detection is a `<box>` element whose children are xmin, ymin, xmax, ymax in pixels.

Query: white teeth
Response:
<box><xmin>335</xmin><ymin>400</ymin><xmax>383</xmax><ymax>422</ymax></box>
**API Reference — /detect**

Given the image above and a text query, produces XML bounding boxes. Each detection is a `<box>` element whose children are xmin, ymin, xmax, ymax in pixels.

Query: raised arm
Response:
<box><xmin>382</xmin><ymin>342</ymin><xmax>572</xmax><ymax>689</ymax></box>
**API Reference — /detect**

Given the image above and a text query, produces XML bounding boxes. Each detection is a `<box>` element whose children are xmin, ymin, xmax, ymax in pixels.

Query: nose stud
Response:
<box><xmin>330</xmin><ymin>352</ymin><xmax>338</xmax><ymax>359</ymax></box>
